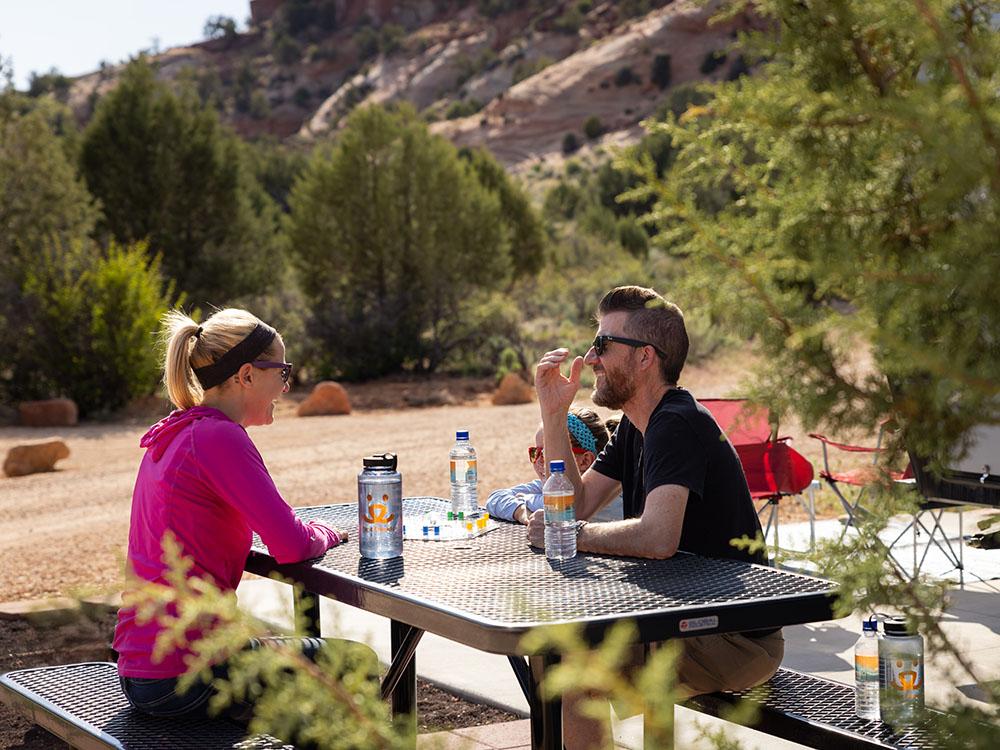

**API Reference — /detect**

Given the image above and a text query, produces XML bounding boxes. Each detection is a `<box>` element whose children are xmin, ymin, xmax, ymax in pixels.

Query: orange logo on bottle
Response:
<box><xmin>364</xmin><ymin>493</ymin><xmax>396</xmax><ymax>525</ymax></box>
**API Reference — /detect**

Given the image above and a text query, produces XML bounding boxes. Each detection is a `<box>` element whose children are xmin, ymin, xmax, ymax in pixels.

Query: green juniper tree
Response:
<box><xmin>287</xmin><ymin>104</ymin><xmax>512</xmax><ymax>379</ymax></box>
<box><xmin>80</xmin><ymin>58</ymin><xmax>281</xmax><ymax>308</ymax></box>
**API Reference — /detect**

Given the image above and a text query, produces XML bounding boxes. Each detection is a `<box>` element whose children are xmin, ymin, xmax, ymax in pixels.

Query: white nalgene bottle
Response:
<box><xmin>449</xmin><ymin>429</ymin><xmax>478</xmax><ymax>516</ymax></box>
<box><xmin>543</xmin><ymin>460</ymin><xmax>576</xmax><ymax>560</ymax></box>
<box><xmin>854</xmin><ymin>616</ymin><xmax>879</xmax><ymax>720</ymax></box>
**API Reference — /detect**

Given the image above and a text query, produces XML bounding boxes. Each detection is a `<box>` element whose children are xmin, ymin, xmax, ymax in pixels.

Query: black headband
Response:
<box><xmin>193</xmin><ymin>323</ymin><xmax>277</xmax><ymax>391</ymax></box>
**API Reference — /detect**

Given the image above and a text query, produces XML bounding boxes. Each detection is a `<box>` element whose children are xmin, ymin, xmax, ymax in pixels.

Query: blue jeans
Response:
<box><xmin>120</xmin><ymin>636</ymin><xmax>327</xmax><ymax>721</ymax></box>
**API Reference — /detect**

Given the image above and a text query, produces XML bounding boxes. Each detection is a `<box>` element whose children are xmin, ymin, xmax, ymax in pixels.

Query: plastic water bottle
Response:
<box><xmin>879</xmin><ymin>617</ymin><xmax>924</xmax><ymax>726</ymax></box>
<box><xmin>854</xmin><ymin>616</ymin><xmax>880</xmax><ymax>720</ymax></box>
<box><xmin>358</xmin><ymin>453</ymin><xmax>403</xmax><ymax>559</ymax></box>
<box><xmin>449</xmin><ymin>430</ymin><xmax>478</xmax><ymax>516</ymax></box>
<box><xmin>543</xmin><ymin>460</ymin><xmax>576</xmax><ymax>560</ymax></box>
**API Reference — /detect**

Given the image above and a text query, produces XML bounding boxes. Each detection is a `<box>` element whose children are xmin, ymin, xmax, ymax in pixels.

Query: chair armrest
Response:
<box><xmin>808</xmin><ymin>433</ymin><xmax>883</xmax><ymax>453</ymax></box>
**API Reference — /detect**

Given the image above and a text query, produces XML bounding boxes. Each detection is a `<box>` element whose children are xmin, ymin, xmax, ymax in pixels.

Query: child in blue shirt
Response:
<box><xmin>486</xmin><ymin>406</ymin><xmax>615</xmax><ymax>523</ymax></box>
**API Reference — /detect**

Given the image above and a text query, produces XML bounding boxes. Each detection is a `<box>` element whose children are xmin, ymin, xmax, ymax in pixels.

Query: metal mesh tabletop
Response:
<box><xmin>249</xmin><ymin>499</ymin><xmax>836</xmax><ymax>650</ymax></box>
<box><xmin>0</xmin><ymin>663</ymin><xmax>291</xmax><ymax>749</ymax></box>
<box><xmin>693</xmin><ymin>667</ymin><xmax>948</xmax><ymax>750</ymax></box>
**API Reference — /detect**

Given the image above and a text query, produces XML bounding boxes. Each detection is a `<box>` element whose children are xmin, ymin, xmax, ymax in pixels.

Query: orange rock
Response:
<box><xmin>492</xmin><ymin>373</ymin><xmax>534</xmax><ymax>406</ymax></box>
<box><xmin>3</xmin><ymin>439</ymin><xmax>70</xmax><ymax>477</ymax></box>
<box><xmin>297</xmin><ymin>381</ymin><xmax>352</xmax><ymax>417</ymax></box>
<box><xmin>18</xmin><ymin>398</ymin><xmax>78</xmax><ymax>427</ymax></box>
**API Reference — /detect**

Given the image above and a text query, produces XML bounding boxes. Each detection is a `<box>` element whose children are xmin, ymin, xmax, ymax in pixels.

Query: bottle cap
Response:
<box><xmin>363</xmin><ymin>452</ymin><xmax>398</xmax><ymax>470</ymax></box>
<box><xmin>456</xmin><ymin>429</ymin><xmax>470</xmax><ymax>440</ymax></box>
<box><xmin>862</xmin><ymin>617</ymin><xmax>878</xmax><ymax>633</ymax></box>
<box><xmin>883</xmin><ymin>617</ymin><xmax>913</xmax><ymax>636</ymax></box>
<box><xmin>549</xmin><ymin>459</ymin><xmax>566</xmax><ymax>472</ymax></box>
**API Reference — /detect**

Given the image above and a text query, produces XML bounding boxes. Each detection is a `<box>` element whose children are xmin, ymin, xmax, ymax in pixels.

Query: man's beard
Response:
<box><xmin>592</xmin><ymin>365</ymin><xmax>636</xmax><ymax>409</ymax></box>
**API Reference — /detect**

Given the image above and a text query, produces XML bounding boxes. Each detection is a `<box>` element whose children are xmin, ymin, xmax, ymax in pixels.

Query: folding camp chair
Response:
<box><xmin>701</xmin><ymin>399</ymin><xmax>815</xmax><ymax>553</ymax></box>
<box><xmin>810</xmin><ymin>431</ymin><xmax>965</xmax><ymax>582</ymax></box>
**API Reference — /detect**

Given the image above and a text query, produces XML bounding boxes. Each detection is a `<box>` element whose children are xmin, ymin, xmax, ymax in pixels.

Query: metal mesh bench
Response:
<box><xmin>686</xmin><ymin>667</ymin><xmax>949</xmax><ymax>749</ymax></box>
<box><xmin>0</xmin><ymin>662</ymin><xmax>293</xmax><ymax>749</ymax></box>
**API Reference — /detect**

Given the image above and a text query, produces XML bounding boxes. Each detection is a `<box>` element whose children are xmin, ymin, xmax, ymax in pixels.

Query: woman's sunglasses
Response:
<box><xmin>529</xmin><ymin>446</ymin><xmax>588</xmax><ymax>463</ymax></box>
<box><xmin>252</xmin><ymin>360</ymin><xmax>293</xmax><ymax>383</ymax></box>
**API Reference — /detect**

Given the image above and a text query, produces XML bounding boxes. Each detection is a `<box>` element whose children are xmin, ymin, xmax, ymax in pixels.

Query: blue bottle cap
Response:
<box><xmin>549</xmin><ymin>460</ymin><xmax>565</xmax><ymax>472</ymax></box>
<box><xmin>863</xmin><ymin>617</ymin><xmax>878</xmax><ymax>632</ymax></box>
<box><xmin>456</xmin><ymin>430</ymin><xmax>470</xmax><ymax>440</ymax></box>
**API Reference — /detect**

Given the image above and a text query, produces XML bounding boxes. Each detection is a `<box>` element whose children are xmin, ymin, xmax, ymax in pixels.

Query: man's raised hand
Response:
<box><xmin>534</xmin><ymin>348</ymin><xmax>584</xmax><ymax>417</ymax></box>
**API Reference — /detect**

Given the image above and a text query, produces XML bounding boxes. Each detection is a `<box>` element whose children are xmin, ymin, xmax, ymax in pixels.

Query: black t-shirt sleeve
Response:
<box><xmin>643</xmin><ymin>412</ymin><xmax>707</xmax><ymax>499</ymax></box>
<box><xmin>592</xmin><ymin>420</ymin><xmax>625</xmax><ymax>481</ymax></box>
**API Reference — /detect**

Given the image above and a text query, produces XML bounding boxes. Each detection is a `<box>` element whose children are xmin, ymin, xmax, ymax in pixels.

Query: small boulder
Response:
<box><xmin>297</xmin><ymin>381</ymin><xmax>351</xmax><ymax>417</ymax></box>
<box><xmin>492</xmin><ymin>373</ymin><xmax>534</xmax><ymax>406</ymax></box>
<box><xmin>3</xmin><ymin>439</ymin><xmax>70</xmax><ymax>478</ymax></box>
<box><xmin>18</xmin><ymin>398</ymin><xmax>78</xmax><ymax>427</ymax></box>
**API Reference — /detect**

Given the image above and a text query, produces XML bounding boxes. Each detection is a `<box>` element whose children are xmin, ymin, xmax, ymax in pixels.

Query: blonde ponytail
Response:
<box><xmin>160</xmin><ymin>308</ymin><xmax>282</xmax><ymax>410</ymax></box>
<box><xmin>162</xmin><ymin>310</ymin><xmax>204</xmax><ymax>409</ymax></box>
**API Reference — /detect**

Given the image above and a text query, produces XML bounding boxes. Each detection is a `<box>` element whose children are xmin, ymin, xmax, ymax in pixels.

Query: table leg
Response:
<box><xmin>507</xmin><ymin>655</ymin><xmax>533</xmax><ymax>705</ymax></box>
<box><xmin>385</xmin><ymin>620</ymin><xmax>422</xmax><ymax>735</ymax></box>
<box><xmin>528</xmin><ymin>653</ymin><xmax>562</xmax><ymax>750</ymax></box>
<box><xmin>293</xmin><ymin>589</ymin><xmax>321</xmax><ymax>637</ymax></box>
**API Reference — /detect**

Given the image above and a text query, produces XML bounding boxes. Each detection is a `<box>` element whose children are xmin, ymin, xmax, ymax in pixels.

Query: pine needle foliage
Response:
<box><xmin>620</xmin><ymin>0</ymin><xmax>1000</xmax><ymax>466</ymax></box>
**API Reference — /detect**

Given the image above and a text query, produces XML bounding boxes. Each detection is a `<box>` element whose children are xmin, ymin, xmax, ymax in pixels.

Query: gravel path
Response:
<box><xmin>0</xmin><ymin>396</ymin><xmax>548</xmax><ymax>602</ymax></box>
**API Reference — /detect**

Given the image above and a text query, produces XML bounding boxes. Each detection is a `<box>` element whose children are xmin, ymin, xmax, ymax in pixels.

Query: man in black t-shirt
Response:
<box><xmin>528</xmin><ymin>285</ymin><xmax>783</xmax><ymax>750</ymax></box>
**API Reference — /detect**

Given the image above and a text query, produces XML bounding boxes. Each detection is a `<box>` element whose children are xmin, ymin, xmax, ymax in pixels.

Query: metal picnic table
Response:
<box><xmin>245</xmin><ymin>498</ymin><xmax>838</xmax><ymax>750</ymax></box>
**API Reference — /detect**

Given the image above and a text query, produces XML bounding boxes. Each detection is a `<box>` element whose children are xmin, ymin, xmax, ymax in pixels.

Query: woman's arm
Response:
<box><xmin>195</xmin><ymin>422</ymin><xmax>344</xmax><ymax>563</ymax></box>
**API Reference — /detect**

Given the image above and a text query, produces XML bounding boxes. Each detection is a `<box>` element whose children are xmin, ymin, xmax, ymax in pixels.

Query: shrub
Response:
<box><xmin>203</xmin><ymin>15</ymin><xmax>237</xmax><ymax>42</ymax></box>
<box><xmin>445</xmin><ymin>98</ymin><xmax>484</xmax><ymax>119</ymax></box>
<box><xmin>700</xmin><ymin>50</ymin><xmax>727</xmax><ymax>75</ymax></box>
<box><xmin>562</xmin><ymin>132</ymin><xmax>580</xmax><ymax>154</ymax></box>
<box><xmin>583</xmin><ymin>115</ymin><xmax>603</xmax><ymax>140</ymax></box>
<box><xmin>19</xmin><ymin>241</ymin><xmax>172</xmax><ymax>415</ymax></box>
<box><xmin>511</xmin><ymin>56</ymin><xmax>553</xmax><ymax>85</ymax></box>
<box><xmin>614</xmin><ymin>67</ymin><xmax>639</xmax><ymax>86</ymax></box>
<box><xmin>616</xmin><ymin>215</ymin><xmax>648</xmax><ymax>257</ymax></box>
<box><xmin>293</xmin><ymin>87</ymin><xmax>311</xmax><ymax>108</ymax></box>
<box><xmin>249</xmin><ymin>91</ymin><xmax>271</xmax><ymax>119</ymax></box>
<box><xmin>650</xmin><ymin>54</ymin><xmax>671</xmax><ymax>89</ymax></box>
<box><xmin>274</xmin><ymin>34</ymin><xmax>303</xmax><ymax>66</ymax></box>
<box><xmin>354</xmin><ymin>26</ymin><xmax>379</xmax><ymax>61</ymax></box>
<box><xmin>555</xmin><ymin>8</ymin><xmax>584</xmax><ymax>34</ymax></box>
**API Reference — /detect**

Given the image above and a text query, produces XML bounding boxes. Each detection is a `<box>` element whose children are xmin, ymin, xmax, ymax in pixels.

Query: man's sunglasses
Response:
<box><xmin>591</xmin><ymin>334</ymin><xmax>666</xmax><ymax>358</ymax></box>
<box><xmin>529</xmin><ymin>446</ymin><xmax>589</xmax><ymax>463</ymax></box>
<box><xmin>252</xmin><ymin>360</ymin><xmax>293</xmax><ymax>383</ymax></box>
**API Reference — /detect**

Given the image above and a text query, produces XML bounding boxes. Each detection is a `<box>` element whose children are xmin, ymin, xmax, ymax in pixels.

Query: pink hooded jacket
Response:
<box><xmin>114</xmin><ymin>407</ymin><xmax>341</xmax><ymax>677</ymax></box>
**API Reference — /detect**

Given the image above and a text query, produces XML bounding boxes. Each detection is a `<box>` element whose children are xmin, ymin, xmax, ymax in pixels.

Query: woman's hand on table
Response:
<box><xmin>526</xmin><ymin>509</ymin><xmax>545</xmax><ymax>548</ymax></box>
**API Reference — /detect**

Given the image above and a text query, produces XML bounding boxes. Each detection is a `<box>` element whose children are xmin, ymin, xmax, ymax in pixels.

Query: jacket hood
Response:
<box><xmin>140</xmin><ymin>406</ymin><xmax>232</xmax><ymax>461</ymax></box>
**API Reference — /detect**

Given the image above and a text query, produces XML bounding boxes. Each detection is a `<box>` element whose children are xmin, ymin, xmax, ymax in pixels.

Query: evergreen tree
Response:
<box><xmin>287</xmin><ymin>104</ymin><xmax>509</xmax><ymax>379</ymax></box>
<box><xmin>0</xmin><ymin>102</ymin><xmax>99</xmax><ymax>404</ymax></box>
<box><xmin>625</xmin><ymin>0</ymin><xmax>1000</xmax><ymax>464</ymax></box>
<box><xmin>458</xmin><ymin>146</ymin><xmax>546</xmax><ymax>278</ymax></box>
<box><xmin>80</xmin><ymin>58</ymin><xmax>281</xmax><ymax>307</ymax></box>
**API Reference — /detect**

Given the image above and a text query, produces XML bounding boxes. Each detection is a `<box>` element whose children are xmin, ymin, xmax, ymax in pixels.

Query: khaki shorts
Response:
<box><xmin>626</xmin><ymin>629</ymin><xmax>784</xmax><ymax>699</ymax></box>
<box><xmin>674</xmin><ymin>629</ymin><xmax>784</xmax><ymax>697</ymax></box>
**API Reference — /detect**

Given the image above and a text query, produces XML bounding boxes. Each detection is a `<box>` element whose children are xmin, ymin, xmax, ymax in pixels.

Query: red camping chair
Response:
<box><xmin>701</xmin><ymin>399</ymin><xmax>815</xmax><ymax>553</ymax></box>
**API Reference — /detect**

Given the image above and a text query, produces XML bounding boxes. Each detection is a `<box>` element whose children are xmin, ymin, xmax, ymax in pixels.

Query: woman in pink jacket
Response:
<box><xmin>114</xmin><ymin>308</ymin><xmax>350</xmax><ymax>719</ymax></box>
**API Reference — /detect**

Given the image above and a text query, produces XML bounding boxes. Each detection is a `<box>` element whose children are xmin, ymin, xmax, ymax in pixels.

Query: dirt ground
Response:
<box><xmin>0</xmin><ymin>356</ymin><xmax>859</xmax><ymax>603</ymax></box>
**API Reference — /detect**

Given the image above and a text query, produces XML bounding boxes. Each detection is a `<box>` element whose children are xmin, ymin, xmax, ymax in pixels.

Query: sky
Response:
<box><xmin>1</xmin><ymin>1</ymin><xmax>251</xmax><ymax>90</ymax></box>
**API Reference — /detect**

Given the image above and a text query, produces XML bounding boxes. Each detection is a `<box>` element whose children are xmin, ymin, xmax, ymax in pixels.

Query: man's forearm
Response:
<box><xmin>577</xmin><ymin>519</ymin><xmax>678</xmax><ymax>560</ymax></box>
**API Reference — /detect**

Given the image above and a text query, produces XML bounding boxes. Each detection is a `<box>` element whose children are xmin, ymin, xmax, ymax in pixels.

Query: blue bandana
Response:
<box><xmin>567</xmin><ymin>413</ymin><xmax>597</xmax><ymax>453</ymax></box>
